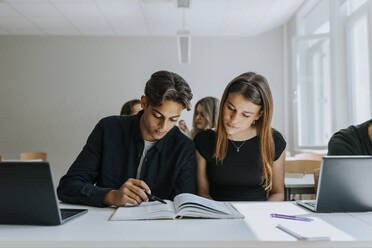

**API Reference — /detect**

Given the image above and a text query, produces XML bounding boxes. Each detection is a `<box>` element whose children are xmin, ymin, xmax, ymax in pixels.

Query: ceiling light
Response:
<box><xmin>177</xmin><ymin>0</ymin><xmax>190</xmax><ymax>8</ymax></box>
<box><xmin>177</xmin><ymin>29</ymin><xmax>191</xmax><ymax>64</ymax></box>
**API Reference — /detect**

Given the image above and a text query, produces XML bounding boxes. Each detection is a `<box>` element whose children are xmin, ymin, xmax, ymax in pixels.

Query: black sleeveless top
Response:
<box><xmin>194</xmin><ymin>129</ymin><xmax>286</xmax><ymax>201</ymax></box>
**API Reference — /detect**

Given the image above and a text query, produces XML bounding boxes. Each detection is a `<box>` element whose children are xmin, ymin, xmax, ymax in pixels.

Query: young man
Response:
<box><xmin>328</xmin><ymin>119</ymin><xmax>372</xmax><ymax>155</ymax></box>
<box><xmin>57</xmin><ymin>71</ymin><xmax>196</xmax><ymax>207</ymax></box>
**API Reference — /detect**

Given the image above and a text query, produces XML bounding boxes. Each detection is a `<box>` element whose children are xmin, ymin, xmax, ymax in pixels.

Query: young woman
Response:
<box><xmin>194</xmin><ymin>72</ymin><xmax>286</xmax><ymax>201</ymax></box>
<box><xmin>179</xmin><ymin>97</ymin><xmax>220</xmax><ymax>139</ymax></box>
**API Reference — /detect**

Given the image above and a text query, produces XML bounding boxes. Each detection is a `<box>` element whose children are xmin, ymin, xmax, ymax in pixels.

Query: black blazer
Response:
<box><xmin>57</xmin><ymin>111</ymin><xmax>196</xmax><ymax>207</ymax></box>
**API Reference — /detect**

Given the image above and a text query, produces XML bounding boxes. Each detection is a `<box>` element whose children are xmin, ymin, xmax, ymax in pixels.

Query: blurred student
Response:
<box><xmin>120</xmin><ymin>99</ymin><xmax>142</xmax><ymax>115</ymax></box>
<box><xmin>179</xmin><ymin>97</ymin><xmax>220</xmax><ymax>139</ymax></box>
<box><xmin>194</xmin><ymin>72</ymin><xmax>286</xmax><ymax>201</ymax></box>
<box><xmin>328</xmin><ymin>119</ymin><xmax>372</xmax><ymax>155</ymax></box>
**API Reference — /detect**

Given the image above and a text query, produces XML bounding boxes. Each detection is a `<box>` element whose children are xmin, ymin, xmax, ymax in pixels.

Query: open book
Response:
<box><xmin>110</xmin><ymin>193</ymin><xmax>244</xmax><ymax>220</ymax></box>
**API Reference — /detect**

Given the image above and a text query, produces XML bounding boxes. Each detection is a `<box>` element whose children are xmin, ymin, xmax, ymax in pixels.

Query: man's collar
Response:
<box><xmin>133</xmin><ymin>110</ymin><xmax>144</xmax><ymax>143</ymax></box>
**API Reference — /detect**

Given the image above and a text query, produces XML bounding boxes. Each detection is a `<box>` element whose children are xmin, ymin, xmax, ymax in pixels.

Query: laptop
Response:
<box><xmin>0</xmin><ymin>161</ymin><xmax>87</xmax><ymax>225</ymax></box>
<box><xmin>297</xmin><ymin>156</ymin><xmax>372</xmax><ymax>213</ymax></box>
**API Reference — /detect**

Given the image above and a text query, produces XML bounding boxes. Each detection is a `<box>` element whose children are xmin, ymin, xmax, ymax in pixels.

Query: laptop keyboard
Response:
<box><xmin>60</xmin><ymin>209</ymin><xmax>86</xmax><ymax>220</ymax></box>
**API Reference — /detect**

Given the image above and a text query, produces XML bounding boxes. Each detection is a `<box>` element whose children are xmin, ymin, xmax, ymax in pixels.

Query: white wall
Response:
<box><xmin>0</xmin><ymin>28</ymin><xmax>285</xmax><ymax>184</ymax></box>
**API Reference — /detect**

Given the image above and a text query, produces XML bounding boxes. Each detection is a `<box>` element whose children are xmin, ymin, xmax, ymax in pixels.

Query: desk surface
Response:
<box><xmin>1</xmin><ymin>202</ymin><xmax>372</xmax><ymax>248</ymax></box>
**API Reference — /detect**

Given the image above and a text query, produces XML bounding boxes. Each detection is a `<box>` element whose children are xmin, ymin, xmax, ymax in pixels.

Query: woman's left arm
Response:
<box><xmin>267</xmin><ymin>151</ymin><xmax>286</xmax><ymax>201</ymax></box>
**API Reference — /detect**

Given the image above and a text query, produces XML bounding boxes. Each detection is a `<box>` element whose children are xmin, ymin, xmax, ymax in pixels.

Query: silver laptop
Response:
<box><xmin>297</xmin><ymin>156</ymin><xmax>372</xmax><ymax>213</ymax></box>
<box><xmin>0</xmin><ymin>162</ymin><xmax>87</xmax><ymax>225</ymax></box>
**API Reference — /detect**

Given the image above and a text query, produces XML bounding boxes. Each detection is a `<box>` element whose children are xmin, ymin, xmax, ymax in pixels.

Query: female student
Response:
<box><xmin>194</xmin><ymin>72</ymin><xmax>286</xmax><ymax>201</ymax></box>
<box><xmin>179</xmin><ymin>97</ymin><xmax>220</xmax><ymax>139</ymax></box>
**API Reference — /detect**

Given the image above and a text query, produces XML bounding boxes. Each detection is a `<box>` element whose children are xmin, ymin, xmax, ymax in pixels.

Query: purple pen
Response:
<box><xmin>270</xmin><ymin>213</ymin><xmax>313</xmax><ymax>222</ymax></box>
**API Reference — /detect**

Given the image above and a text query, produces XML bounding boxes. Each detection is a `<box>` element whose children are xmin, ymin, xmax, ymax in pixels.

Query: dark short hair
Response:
<box><xmin>120</xmin><ymin>99</ymin><xmax>141</xmax><ymax>115</ymax></box>
<box><xmin>144</xmin><ymin>71</ymin><xmax>193</xmax><ymax>110</ymax></box>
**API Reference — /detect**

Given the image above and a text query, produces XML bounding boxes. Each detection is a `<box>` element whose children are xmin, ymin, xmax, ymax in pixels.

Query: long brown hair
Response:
<box><xmin>215</xmin><ymin>72</ymin><xmax>275</xmax><ymax>192</ymax></box>
<box><xmin>191</xmin><ymin>97</ymin><xmax>220</xmax><ymax>138</ymax></box>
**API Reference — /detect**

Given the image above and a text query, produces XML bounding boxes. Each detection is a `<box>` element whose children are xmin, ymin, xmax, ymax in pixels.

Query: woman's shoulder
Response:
<box><xmin>194</xmin><ymin>129</ymin><xmax>216</xmax><ymax>142</ymax></box>
<box><xmin>271</xmin><ymin>129</ymin><xmax>287</xmax><ymax>160</ymax></box>
<box><xmin>194</xmin><ymin>129</ymin><xmax>216</xmax><ymax>159</ymax></box>
<box><xmin>272</xmin><ymin>129</ymin><xmax>286</xmax><ymax>143</ymax></box>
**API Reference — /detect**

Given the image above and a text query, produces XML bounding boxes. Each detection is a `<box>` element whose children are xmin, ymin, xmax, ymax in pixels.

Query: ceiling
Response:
<box><xmin>0</xmin><ymin>0</ymin><xmax>304</xmax><ymax>36</ymax></box>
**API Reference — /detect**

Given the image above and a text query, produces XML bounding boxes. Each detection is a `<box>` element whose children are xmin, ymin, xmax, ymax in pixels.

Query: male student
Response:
<box><xmin>328</xmin><ymin>119</ymin><xmax>372</xmax><ymax>155</ymax></box>
<box><xmin>57</xmin><ymin>71</ymin><xmax>196</xmax><ymax>207</ymax></box>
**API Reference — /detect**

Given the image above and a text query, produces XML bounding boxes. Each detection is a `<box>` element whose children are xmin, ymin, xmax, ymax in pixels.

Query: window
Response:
<box><xmin>344</xmin><ymin>0</ymin><xmax>371</xmax><ymax>124</ymax></box>
<box><xmin>345</xmin><ymin>0</ymin><xmax>368</xmax><ymax>15</ymax></box>
<box><xmin>294</xmin><ymin>0</ymin><xmax>332</xmax><ymax>148</ymax></box>
<box><xmin>295</xmin><ymin>36</ymin><xmax>331</xmax><ymax>147</ymax></box>
<box><xmin>292</xmin><ymin>0</ymin><xmax>372</xmax><ymax>150</ymax></box>
<box><xmin>302</xmin><ymin>0</ymin><xmax>330</xmax><ymax>35</ymax></box>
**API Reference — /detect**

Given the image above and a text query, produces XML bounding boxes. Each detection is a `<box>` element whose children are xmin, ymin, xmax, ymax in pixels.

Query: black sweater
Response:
<box><xmin>328</xmin><ymin>119</ymin><xmax>372</xmax><ymax>155</ymax></box>
<box><xmin>57</xmin><ymin>111</ymin><xmax>196</xmax><ymax>207</ymax></box>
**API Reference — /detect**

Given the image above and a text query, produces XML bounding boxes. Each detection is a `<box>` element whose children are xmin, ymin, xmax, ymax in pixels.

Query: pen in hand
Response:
<box><xmin>145</xmin><ymin>192</ymin><xmax>167</xmax><ymax>204</ymax></box>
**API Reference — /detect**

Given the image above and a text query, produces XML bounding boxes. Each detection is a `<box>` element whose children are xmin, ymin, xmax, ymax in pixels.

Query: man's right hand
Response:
<box><xmin>103</xmin><ymin>178</ymin><xmax>150</xmax><ymax>206</ymax></box>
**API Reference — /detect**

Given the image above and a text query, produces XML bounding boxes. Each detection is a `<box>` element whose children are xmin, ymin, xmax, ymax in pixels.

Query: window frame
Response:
<box><xmin>291</xmin><ymin>0</ymin><xmax>372</xmax><ymax>152</ymax></box>
<box><xmin>292</xmin><ymin>33</ymin><xmax>331</xmax><ymax>150</ymax></box>
<box><xmin>344</xmin><ymin>2</ymin><xmax>372</xmax><ymax>124</ymax></box>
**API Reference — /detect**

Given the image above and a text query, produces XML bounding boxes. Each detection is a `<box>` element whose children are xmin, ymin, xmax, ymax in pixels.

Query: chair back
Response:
<box><xmin>285</xmin><ymin>159</ymin><xmax>321</xmax><ymax>174</ymax></box>
<box><xmin>20</xmin><ymin>152</ymin><xmax>47</xmax><ymax>161</ymax></box>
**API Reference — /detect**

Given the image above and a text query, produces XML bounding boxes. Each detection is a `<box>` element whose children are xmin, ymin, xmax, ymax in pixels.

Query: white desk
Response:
<box><xmin>1</xmin><ymin>202</ymin><xmax>372</xmax><ymax>248</ymax></box>
<box><xmin>284</xmin><ymin>174</ymin><xmax>315</xmax><ymax>200</ymax></box>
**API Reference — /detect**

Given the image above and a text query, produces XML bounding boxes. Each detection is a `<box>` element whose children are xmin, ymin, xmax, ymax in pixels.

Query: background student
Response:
<box><xmin>328</xmin><ymin>119</ymin><xmax>372</xmax><ymax>155</ymax></box>
<box><xmin>57</xmin><ymin>71</ymin><xmax>196</xmax><ymax>207</ymax></box>
<box><xmin>179</xmin><ymin>96</ymin><xmax>220</xmax><ymax>139</ymax></box>
<box><xmin>120</xmin><ymin>99</ymin><xmax>142</xmax><ymax>115</ymax></box>
<box><xmin>194</xmin><ymin>72</ymin><xmax>286</xmax><ymax>201</ymax></box>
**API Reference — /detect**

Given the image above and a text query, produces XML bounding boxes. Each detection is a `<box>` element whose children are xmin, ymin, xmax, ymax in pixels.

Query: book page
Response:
<box><xmin>174</xmin><ymin>193</ymin><xmax>243</xmax><ymax>219</ymax></box>
<box><xmin>110</xmin><ymin>200</ymin><xmax>176</xmax><ymax>221</ymax></box>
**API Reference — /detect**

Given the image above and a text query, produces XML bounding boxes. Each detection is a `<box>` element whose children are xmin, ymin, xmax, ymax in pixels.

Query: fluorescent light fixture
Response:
<box><xmin>177</xmin><ymin>29</ymin><xmax>191</xmax><ymax>64</ymax></box>
<box><xmin>177</xmin><ymin>0</ymin><xmax>190</xmax><ymax>8</ymax></box>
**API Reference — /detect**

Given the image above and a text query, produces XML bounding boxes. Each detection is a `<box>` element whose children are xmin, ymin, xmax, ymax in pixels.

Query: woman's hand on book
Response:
<box><xmin>104</xmin><ymin>178</ymin><xmax>151</xmax><ymax>206</ymax></box>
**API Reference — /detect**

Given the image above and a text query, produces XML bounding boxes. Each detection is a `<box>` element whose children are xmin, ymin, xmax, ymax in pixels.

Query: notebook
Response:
<box><xmin>274</xmin><ymin>217</ymin><xmax>354</xmax><ymax>241</ymax></box>
<box><xmin>110</xmin><ymin>193</ymin><xmax>244</xmax><ymax>220</ymax></box>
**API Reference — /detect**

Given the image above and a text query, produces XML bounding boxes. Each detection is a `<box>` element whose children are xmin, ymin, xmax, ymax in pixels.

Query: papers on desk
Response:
<box><xmin>234</xmin><ymin>202</ymin><xmax>355</xmax><ymax>241</ymax></box>
<box><xmin>270</xmin><ymin>210</ymin><xmax>355</xmax><ymax>241</ymax></box>
<box><xmin>276</xmin><ymin>224</ymin><xmax>330</xmax><ymax>241</ymax></box>
<box><xmin>110</xmin><ymin>193</ymin><xmax>244</xmax><ymax>221</ymax></box>
<box><xmin>273</xmin><ymin>217</ymin><xmax>354</xmax><ymax>241</ymax></box>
